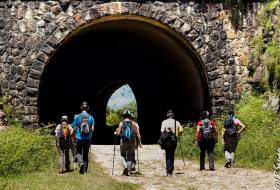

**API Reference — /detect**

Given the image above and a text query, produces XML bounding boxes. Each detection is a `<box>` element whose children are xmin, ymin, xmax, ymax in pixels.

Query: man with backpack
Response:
<box><xmin>55</xmin><ymin>115</ymin><xmax>73</xmax><ymax>174</ymax></box>
<box><xmin>222</xmin><ymin>110</ymin><xmax>245</xmax><ymax>168</ymax></box>
<box><xmin>196</xmin><ymin>111</ymin><xmax>218</xmax><ymax>171</ymax></box>
<box><xmin>160</xmin><ymin>110</ymin><xmax>183</xmax><ymax>176</ymax></box>
<box><xmin>114</xmin><ymin>110</ymin><xmax>142</xmax><ymax>176</ymax></box>
<box><xmin>72</xmin><ymin>101</ymin><xmax>95</xmax><ymax>174</ymax></box>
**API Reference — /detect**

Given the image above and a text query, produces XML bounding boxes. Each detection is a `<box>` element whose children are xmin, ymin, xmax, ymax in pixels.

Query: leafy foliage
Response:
<box><xmin>250</xmin><ymin>0</ymin><xmax>280</xmax><ymax>91</ymax></box>
<box><xmin>106</xmin><ymin>100</ymin><xmax>137</xmax><ymax>127</ymax></box>
<box><xmin>0</xmin><ymin>127</ymin><xmax>54</xmax><ymax>180</ymax></box>
<box><xmin>178</xmin><ymin>93</ymin><xmax>280</xmax><ymax>170</ymax></box>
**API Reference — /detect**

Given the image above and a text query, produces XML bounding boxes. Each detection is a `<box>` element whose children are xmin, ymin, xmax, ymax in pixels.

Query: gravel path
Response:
<box><xmin>92</xmin><ymin>145</ymin><xmax>274</xmax><ymax>190</ymax></box>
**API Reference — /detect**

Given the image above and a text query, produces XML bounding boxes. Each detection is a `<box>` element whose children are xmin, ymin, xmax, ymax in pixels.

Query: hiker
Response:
<box><xmin>196</xmin><ymin>111</ymin><xmax>218</xmax><ymax>171</ymax></box>
<box><xmin>72</xmin><ymin>101</ymin><xmax>95</xmax><ymax>174</ymax></box>
<box><xmin>55</xmin><ymin>115</ymin><xmax>73</xmax><ymax>174</ymax></box>
<box><xmin>160</xmin><ymin>109</ymin><xmax>183</xmax><ymax>176</ymax></box>
<box><xmin>114</xmin><ymin>110</ymin><xmax>142</xmax><ymax>176</ymax></box>
<box><xmin>222</xmin><ymin>110</ymin><xmax>245</xmax><ymax>168</ymax></box>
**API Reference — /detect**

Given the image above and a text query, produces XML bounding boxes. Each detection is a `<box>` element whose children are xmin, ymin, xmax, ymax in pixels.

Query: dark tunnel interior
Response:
<box><xmin>38</xmin><ymin>18</ymin><xmax>211</xmax><ymax>144</ymax></box>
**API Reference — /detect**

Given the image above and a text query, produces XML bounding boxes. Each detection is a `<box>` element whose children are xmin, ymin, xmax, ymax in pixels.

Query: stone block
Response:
<box><xmin>31</xmin><ymin>60</ymin><xmax>44</xmax><ymax>72</ymax></box>
<box><xmin>41</xmin><ymin>43</ymin><xmax>54</xmax><ymax>56</ymax></box>
<box><xmin>46</xmin><ymin>36</ymin><xmax>59</xmax><ymax>49</ymax></box>
<box><xmin>109</xmin><ymin>2</ymin><xmax>121</xmax><ymax>14</ymax></box>
<box><xmin>210</xmin><ymin>78</ymin><xmax>223</xmax><ymax>88</ymax></box>
<box><xmin>36</xmin><ymin>51</ymin><xmax>48</xmax><ymax>63</ymax></box>
<box><xmin>29</xmin><ymin>69</ymin><xmax>41</xmax><ymax>80</ymax></box>
<box><xmin>98</xmin><ymin>3</ymin><xmax>110</xmax><ymax>17</ymax></box>
<box><xmin>139</xmin><ymin>4</ymin><xmax>150</xmax><ymax>17</ymax></box>
<box><xmin>27</xmin><ymin>78</ymin><xmax>39</xmax><ymax>88</ymax></box>
<box><xmin>208</xmin><ymin>69</ymin><xmax>220</xmax><ymax>80</ymax></box>
<box><xmin>202</xmin><ymin>52</ymin><xmax>213</xmax><ymax>64</ymax></box>
<box><xmin>129</xmin><ymin>2</ymin><xmax>139</xmax><ymax>15</ymax></box>
<box><xmin>74</xmin><ymin>12</ymin><xmax>86</xmax><ymax>26</ymax></box>
<box><xmin>206</xmin><ymin>62</ymin><xmax>218</xmax><ymax>72</ymax></box>
<box><xmin>192</xmin><ymin>37</ymin><xmax>203</xmax><ymax>49</ymax></box>
<box><xmin>8</xmin><ymin>80</ymin><xmax>16</xmax><ymax>90</ymax></box>
<box><xmin>211</xmin><ymin>87</ymin><xmax>222</xmax><ymax>97</ymax></box>
<box><xmin>26</xmin><ymin>87</ymin><xmax>38</xmax><ymax>96</ymax></box>
<box><xmin>16</xmin><ymin>81</ymin><xmax>25</xmax><ymax>91</ymax></box>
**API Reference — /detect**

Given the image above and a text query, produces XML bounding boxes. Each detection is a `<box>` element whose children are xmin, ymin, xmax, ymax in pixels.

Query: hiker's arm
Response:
<box><xmin>221</xmin><ymin>128</ymin><xmax>225</xmax><ymax>144</ymax></box>
<box><xmin>237</xmin><ymin>120</ymin><xmax>245</xmax><ymax>134</ymax></box>
<box><xmin>91</xmin><ymin>117</ymin><xmax>95</xmax><ymax>132</ymax></box>
<box><xmin>134</xmin><ymin>122</ymin><xmax>142</xmax><ymax>147</ymax></box>
<box><xmin>196</xmin><ymin>124</ymin><xmax>200</xmax><ymax>142</ymax></box>
<box><xmin>114</xmin><ymin>123</ymin><xmax>122</xmax><ymax>136</ymax></box>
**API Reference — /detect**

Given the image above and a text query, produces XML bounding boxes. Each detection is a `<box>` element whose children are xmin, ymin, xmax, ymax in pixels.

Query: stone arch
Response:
<box><xmin>24</xmin><ymin>2</ymin><xmax>230</xmax><ymax>140</ymax></box>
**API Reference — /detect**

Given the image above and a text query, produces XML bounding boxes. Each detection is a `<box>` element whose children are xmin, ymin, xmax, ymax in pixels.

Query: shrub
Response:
<box><xmin>0</xmin><ymin>127</ymin><xmax>55</xmax><ymax>178</ymax></box>
<box><xmin>177</xmin><ymin>93</ymin><xmax>280</xmax><ymax>170</ymax></box>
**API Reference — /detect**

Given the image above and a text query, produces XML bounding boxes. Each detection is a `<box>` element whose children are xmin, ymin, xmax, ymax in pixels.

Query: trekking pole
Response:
<box><xmin>112</xmin><ymin>135</ymin><xmax>116</xmax><ymax>176</ymax></box>
<box><xmin>178</xmin><ymin>139</ymin><xmax>185</xmax><ymax>166</ymax></box>
<box><xmin>137</xmin><ymin>146</ymin><xmax>140</xmax><ymax>173</ymax></box>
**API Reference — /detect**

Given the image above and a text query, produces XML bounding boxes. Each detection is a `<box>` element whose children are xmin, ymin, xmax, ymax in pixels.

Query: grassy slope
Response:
<box><xmin>3</xmin><ymin>160</ymin><xmax>138</xmax><ymax>190</ymax></box>
<box><xmin>0</xmin><ymin>127</ymin><xmax>139</xmax><ymax>190</ymax></box>
<box><xmin>177</xmin><ymin>94</ymin><xmax>280</xmax><ymax>170</ymax></box>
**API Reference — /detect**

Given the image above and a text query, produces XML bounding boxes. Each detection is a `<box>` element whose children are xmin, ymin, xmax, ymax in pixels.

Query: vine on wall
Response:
<box><xmin>250</xmin><ymin>0</ymin><xmax>280</xmax><ymax>92</ymax></box>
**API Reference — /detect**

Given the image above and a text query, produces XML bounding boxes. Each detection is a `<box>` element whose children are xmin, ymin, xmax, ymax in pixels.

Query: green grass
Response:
<box><xmin>0</xmin><ymin>127</ymin><xmax>139</xmax><ymax>190</ymax></box>
<box><xmin>177</xmin><ymin>93</ymin><xmax>280</xmax><ymax>170</ymax></box>
<box><xmin>1</xmin><ymin>159</ymin><xmax>139</xmax><ymax>190</ymax></box>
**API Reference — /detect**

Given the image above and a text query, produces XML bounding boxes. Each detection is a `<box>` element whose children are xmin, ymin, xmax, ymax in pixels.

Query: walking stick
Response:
<box><xmin>137</xmin><ymin>146</ymin><xmax>140</xmax><ymax>173</ymax></box>
<box><xmin>112</xmin><ymin>135</ymin><xmax>116</xmax><ymax>176</ymax></box>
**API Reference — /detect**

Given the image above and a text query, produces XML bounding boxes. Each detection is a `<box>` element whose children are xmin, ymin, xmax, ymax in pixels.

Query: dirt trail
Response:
<box><xmin>92</xmin><ymin>145</ymin><xmax>274</xmax><ymax>190</ymax></box>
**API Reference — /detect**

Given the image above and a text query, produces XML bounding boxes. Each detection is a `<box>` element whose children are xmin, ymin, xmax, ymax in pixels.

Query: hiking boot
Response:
<box><xmin>59</xmin><ymin>169</ymin><xmax>64</xmax><ymax>174</ymax></box>
<box><xmin>131</xmin><ymin>167</ymin><xmax>135</xmax><ymax>172</ymax></box>
<box><xmin>123</xmin><ymin>168</ymin><xmax>128</xmax><ymax>176</ymax></box>
<box><xmin>79</xmin><ymin>165</ymin><xmax>84</xmax><ymax>174</ymax></box>
<box><xmin>199</xmin><ymin>167</ymin><xmax>205</xmax><ymax>171</ymax></box>
<box><xmin>167</xmin><ymin>172</ymin><xmax>173</xmax><ymax>177</ymax></box>
<box><xmin>209</xmin><ymin>168</ymin><xmax>215</xmax><ymax>171</ymax></box>
<box><xmin>224</xmin><ymin>161</ymin><xmax>231</xmax><ymax>168</ymax></box>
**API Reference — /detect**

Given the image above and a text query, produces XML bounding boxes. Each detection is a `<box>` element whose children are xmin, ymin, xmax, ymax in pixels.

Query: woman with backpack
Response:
<box><xmin>196</xmin><ymin>111</ymin><xmax>218</xmax><ymax>171</ymax></box>
<box><xmin>55</xmin><ymin>115</ymin><xmax>73</xmax><ymax>174</ymax></box>
<box><xmin>222</xmin><ymin>110</ymin><xmax>245</xmax><ymax>168</ymax></box>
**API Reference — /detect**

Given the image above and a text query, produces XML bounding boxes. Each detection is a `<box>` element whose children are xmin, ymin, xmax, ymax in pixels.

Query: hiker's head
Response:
<box><xmin>228</xmin><ymin>110</ymin><xmax>235</xmax><ymax>117</ymax></box>
<box><xmin>61</xmin><ymin>115</ymin><xmax>68</xmax><ymax>122</ymax></box>
<box><xmin>81</xmin><ymin>101</ymin><xmax>89</xmax><ymax>111</ymax></box>
<box><xmin>123</xmin><ymin>110</ymin><xmax>132</xmax><ymax>119</ymax></box>
<box><xmin>166</xmin><ymin>109</ymin><xmax>174</xmax><ymax>118</ymax></box>
<box><xmin>201</xmin><ymin>110</ymin><xmax>209</xmax><ymax>119</ymax></box>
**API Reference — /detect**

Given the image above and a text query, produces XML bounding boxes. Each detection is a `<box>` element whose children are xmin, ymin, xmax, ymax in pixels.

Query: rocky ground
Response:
<box><xmin>92</xmin><ymin>145</ymin><xmax>274</xmax><ymax>190</ymax></box>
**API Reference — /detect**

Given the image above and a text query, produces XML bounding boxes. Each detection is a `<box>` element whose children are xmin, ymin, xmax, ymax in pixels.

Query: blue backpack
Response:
<box><xmin>224</xmin><ymin>117</ymin><xmax>236</xmax><ymax>136</ymax></box>
<box><xmin>121</xmin><ymin>120</ymin><xmax>134</xmax><ymax>141</ymax></box>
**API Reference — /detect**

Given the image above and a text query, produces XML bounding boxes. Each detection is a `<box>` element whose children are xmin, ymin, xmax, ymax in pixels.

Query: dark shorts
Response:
<box><xmin>224</xmin><ymin>134</ymin><xmax>239</xmax><ymax>153</ymax></box>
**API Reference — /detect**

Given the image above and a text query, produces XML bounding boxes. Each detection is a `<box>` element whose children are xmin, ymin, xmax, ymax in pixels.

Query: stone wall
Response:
<box><xmin>0</xmin><ymin>1</ymin><xmax>262</xmax><ymax>125</ymax></box>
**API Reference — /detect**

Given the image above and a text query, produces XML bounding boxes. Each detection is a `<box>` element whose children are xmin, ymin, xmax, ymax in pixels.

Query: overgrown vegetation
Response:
<box><xmin>106</xmin><ymin>100</ymin><xmax>137</xmax><ymax>127</ymax></box>
<box><xmin>250</xmin><ymin>0</ymin><xmax>280</xmax><ymax>91</ymax></box>
<box><xmin>0</xmin><ymin>96</ymin><xmax>139</xmax><ymax>190</ymax></box>
<box><xmin>178</xmin><ymin>93</ymin><xmax>280</xmax><ymax>170</ymax></box>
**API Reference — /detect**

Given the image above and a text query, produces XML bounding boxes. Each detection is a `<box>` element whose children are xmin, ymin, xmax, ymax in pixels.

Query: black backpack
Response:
<box><xmin>224</xmin><ymin>117</ymin><xmax>236</xmax><ymax>136</ymax></box>
<box><xmin>201</xmin><ymin>119</ymin><xmax>214</xmax><ymax>139</ymax></box>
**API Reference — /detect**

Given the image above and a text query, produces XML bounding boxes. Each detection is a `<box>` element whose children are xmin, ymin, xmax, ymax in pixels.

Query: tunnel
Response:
<box><xmin>38</xmin><ymin>16</ymin><xmax>211</xmax><ymax>144</ymax></box>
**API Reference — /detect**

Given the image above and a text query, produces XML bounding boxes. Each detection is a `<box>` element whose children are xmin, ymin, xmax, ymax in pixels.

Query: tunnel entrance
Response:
<box><xmin>38</xmin><ymin>16</ymin><xmax>210</xmax><ymax>144</ymax></box>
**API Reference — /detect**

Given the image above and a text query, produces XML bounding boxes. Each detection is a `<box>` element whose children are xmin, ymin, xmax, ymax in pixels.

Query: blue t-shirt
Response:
<box><xmin>72</xmin><ymin>111</ymin><xmax>94</xmax><ymax>140</ymax></box>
